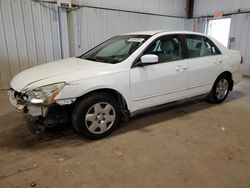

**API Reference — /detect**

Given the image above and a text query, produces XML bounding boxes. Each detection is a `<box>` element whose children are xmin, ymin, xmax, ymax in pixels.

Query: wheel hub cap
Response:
<box><xmin>85</xmin><ymin>102</ymin><xmax>116</xmax><ymax>134</ymax></box>
<box><xmin>216</xmin><ymin>78</ymin><xmax>229</xmax><ymax>100</ymax></box>
<box><xmin>97</xmin><ymin>113</ymin><xmax>105</xmax><ymax>121</ymax></box>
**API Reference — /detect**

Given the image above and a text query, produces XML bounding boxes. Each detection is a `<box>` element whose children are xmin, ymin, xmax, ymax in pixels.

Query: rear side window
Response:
<box><xmin>185</xmin><ymin>35</ymin><xmax>221</xmax><ymax>58</ymax></box>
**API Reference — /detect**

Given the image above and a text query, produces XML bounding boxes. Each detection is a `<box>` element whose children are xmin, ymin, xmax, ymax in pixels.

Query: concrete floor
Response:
<box><xmin>0</xmin><ymin>78</ymin><xmax>250</xmax><ymax>188</ymax></box>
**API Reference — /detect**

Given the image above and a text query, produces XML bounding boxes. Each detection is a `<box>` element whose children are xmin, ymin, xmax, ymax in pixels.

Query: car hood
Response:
<box><xmin>10</xmin><ymin>57</ymin><xmax>111</xmax><ymax>92</ymax></box>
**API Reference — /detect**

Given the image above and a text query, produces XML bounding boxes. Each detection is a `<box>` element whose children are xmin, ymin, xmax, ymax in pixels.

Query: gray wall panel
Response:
<box><xmin>31</xmin><ymin>1</ymin><xmax>47</xmax><ymax>65</ymax></box>
<box><xmin>68</xmin><ymin>7</ymin><xmax>186</xmax><ymax>57</ymax></box>
<box><xmin>1</xmin><ymin>0</ymin><xmax>20</xmax><ymax>78</ymax></box>
<box><xmin>58</xmin><ymin>8</ymin><xmax>69</xmax><ymax>58</ymax></box>
<box><xmin>72</xmin><ymin>0</ymin><xmax>187</xmax><ymax>17</ymax></box>
<box><xmin>0</xmin><ymin>1</ymin><xmax>11</xmax><ymax>89</ymax></box>
<box><xmin>12</xmin><ymin>0</ymin><xmax>29</xmax><ymax>71</ymax></box>
<box><xmin>0</xmin><ymin>0</ymin><xmax>61</xmax><ymax>89</ymax></box>
<box><xmin>229</xmin><ymin>14</ymin><xmax>250</xmax><ymax>76</ymax></box>
<box><xmin>194</xmin><ymin>0</ymin><xmax>250</xmax><ymax>17</ymax></box>
<box><xmin>50</xmin><ymin>4</ymin><xmax>61</xmax><ymax>60</ymax></box>
<box><xmin>22</xmin><ymin>0</ymin><xmax>38</xmax><ymax>68</ymax></box>
<box><xmin>41</xmin><ymin>3</ymin><xmax>55</xmax><ymax>62</ymax></box>
<box><xmin>186</xmin><ymin>18</ymin><xmax>208</xmax><ymax>33</ymax></box>
<box><xmin>0</xmin><ymin>0</ymin><xmax>186</xmax><ymax>89</ymax></box>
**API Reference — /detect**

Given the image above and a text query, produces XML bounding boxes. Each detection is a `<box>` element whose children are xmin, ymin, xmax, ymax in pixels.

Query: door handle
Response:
<box><xmin>214</xmin><ymin>59</ymin><xmax>223</xmax><ymax>64</ymax></box>
<box><xmin>176</xmin><ymin>65</ymin><xmax>187</xmax><ymax>71</ymax></box>
<box><xmin>176</xmin><ymin>65</ymin><xmax>182</xmax><ymax>71</ymax></box>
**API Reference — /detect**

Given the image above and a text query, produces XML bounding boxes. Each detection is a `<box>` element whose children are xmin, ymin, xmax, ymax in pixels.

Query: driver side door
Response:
<box><xmin>130</xmin><ymin>35</ymin><xmax>188</xmax><ymax>111</ymax></box>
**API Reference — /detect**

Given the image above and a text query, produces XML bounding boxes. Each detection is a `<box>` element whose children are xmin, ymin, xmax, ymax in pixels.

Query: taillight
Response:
<box><xmin>240</xmin><ymin>56</ymin><xmax>244</xmax><ymax>64</ymax></box>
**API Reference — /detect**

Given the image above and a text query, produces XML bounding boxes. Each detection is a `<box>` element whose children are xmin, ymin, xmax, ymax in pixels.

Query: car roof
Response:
<box><xmin>124</xmin><ymin>30</ymin><xmax>165</xmax><ymax>35</ymax></box>
<box><xmin>124</xmin><ymin>30</ymin><xmax>206</xmax><ymax>36</ymax></box>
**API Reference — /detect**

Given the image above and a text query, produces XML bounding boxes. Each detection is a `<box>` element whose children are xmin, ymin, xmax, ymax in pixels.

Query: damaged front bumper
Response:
<box><xmin>8</xmin><ymin>89</ymin><xmax>72</xmax><ymax>133</ymax></box>
<box><xmin>8</xmin><ymin>89</ymin><xmax>27</xmax><ymax>113</ymax></box>
<box><xmin>8</xmin><ymin>89</ymin><xmax>47</xmax><ymax>115</ymax></box>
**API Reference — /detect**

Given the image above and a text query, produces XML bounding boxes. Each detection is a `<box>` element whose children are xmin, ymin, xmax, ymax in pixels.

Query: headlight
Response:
<box><xmin>26</xmin><ymin>82</ymin><xmax>65</xmax><ymax>104</ymax></box>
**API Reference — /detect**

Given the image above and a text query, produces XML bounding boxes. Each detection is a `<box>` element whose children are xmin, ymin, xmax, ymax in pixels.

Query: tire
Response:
<box><xmin>72</xmin><ymin>92</ymin><xmax>121</xmax><ymax>139</ymax></box>
<box><xmin>207</xmin><ymin>75</ymin><xmax>230</xmax><ymax>103</ymax></box>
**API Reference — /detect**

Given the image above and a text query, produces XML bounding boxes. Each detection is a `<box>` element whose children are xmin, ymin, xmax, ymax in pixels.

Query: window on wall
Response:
<box><xmin>185</xmin><ymin>35</ymin><xmax>221</xmax><ymax>58</ymax></box>
<box><xmin>206</xmin><ymin>18</ymin><xmax>231</xmax><ymax>47</ymax></box>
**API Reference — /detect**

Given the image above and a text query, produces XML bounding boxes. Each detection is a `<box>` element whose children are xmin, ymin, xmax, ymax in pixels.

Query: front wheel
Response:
<box><xmin>207</xmin><ymin>75</ymin><xmax>230</xmax><ymax>103</ymax></box>
<box><xmin>72</xmin><ymin>93</ymin><xmax>121</xmax><ymax>139</ymax></box>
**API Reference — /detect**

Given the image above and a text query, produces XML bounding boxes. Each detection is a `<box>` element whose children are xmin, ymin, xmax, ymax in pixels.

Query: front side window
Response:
<box><xmin>79</xmin><ymin>35</ymin><xmax>150</xmax><ymax>64</ymax></box>
<box><xmin>143</xmin><ymin>35</ymin><xmax>183</xmax><ymax>63</ymax></box>
<box><xmin>185</xmin><ymin>35</ymin><xmax>221</xmax><ymax>58</ymax></box>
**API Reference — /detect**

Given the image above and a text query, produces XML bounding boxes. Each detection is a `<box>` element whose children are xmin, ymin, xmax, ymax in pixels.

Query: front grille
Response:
<box><xmin>14</xmin><ymin>90</ymin><xmax>22</xmax><ymax>98</ymax></box>
<box><xmin>10</xmin><ymin>89</ymin><xmax>26</xmax><ymax>104</ymax></box>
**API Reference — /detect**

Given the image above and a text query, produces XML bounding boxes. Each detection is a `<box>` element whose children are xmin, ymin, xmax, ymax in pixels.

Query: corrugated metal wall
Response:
<box><xmin>72</xmin><ymin>0</ymin><xmax>187</xmax><ymax>17</ymax></box>
<box><xmin>194</xmin><ymin>0</ymin><xmax>250</xmax><ymax>17</ymax></box>
<box><xmin>0</xmin><ymin>1</ymin><xmax>186</xmax><ymax>90</ymax></box>
<box><xmin>186</xmin><ymin>18</ymin><xmax>207</xmax><ymax>33</ymax></box>
<box><xmin>229</xmin><ymin>13</ymin><xmax>250</xmax><ymax>76</ymax></box>
<box><xmin>0</xmin><ymin>0</ymin><xmax>61</xmax><ymax>89</ymax></box>
<box><xmin>1</xmin><ymin>0</ymin><xmax>250</xmax><ymax>90</ymax></box>
<box><xmin>68</xmin><ymin>7</ymin><xmax>186</xmax><ymax>56</ymax></box>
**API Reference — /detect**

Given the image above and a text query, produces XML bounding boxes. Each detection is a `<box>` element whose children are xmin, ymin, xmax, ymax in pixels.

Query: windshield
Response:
<box><xmin>78</xmin><ymin>35</ymin><xmax>150</xmax><ymax>64</ymax></box>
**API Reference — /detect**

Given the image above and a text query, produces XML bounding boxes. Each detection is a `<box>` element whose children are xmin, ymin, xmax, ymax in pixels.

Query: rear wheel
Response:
<box><xmin>72</xmin><ymin>93</ymin><xmax>121</xmax><ymax>139</ymax></box>
<box><xmin>208</xmin><ymin>75</ymin><xmax>230</xmax><ymax>103</ymax></box>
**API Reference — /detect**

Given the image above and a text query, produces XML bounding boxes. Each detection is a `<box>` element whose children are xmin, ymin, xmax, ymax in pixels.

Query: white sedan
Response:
<box><xmin>9</xmin><ymin>31</ymin><xmax>243</xmax><ymax>139</ymax></box>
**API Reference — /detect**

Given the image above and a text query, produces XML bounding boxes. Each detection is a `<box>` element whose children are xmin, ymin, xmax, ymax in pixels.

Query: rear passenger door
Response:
<box><xmin>184</xmin><ymin>34</ymin><xmax>223</xmax><ymax>97</ymax></box>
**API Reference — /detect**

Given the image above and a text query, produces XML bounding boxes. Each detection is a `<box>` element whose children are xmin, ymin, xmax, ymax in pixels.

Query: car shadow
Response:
<box><xmin>115</xmin><ymin>91</ymin><xmax>245</xmax><ymax>134</ymax></box>
<box><xmin>0</xmin><ymin>89</ymin><xmax>245</xmax><ymax>151</ymax></box>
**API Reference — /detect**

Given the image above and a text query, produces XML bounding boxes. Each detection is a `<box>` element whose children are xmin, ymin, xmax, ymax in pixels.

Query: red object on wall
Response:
<box><xmin>214</xmin><ymin>11</ymin><xmax>223</xmax><ymax>18</ymax></box>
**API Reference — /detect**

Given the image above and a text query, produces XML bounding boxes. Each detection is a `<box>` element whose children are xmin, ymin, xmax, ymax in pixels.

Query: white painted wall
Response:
<box><xmin>0</xmin><ymin>0</ymin><xmax>187</xmax><ymax>89</ymax></box>
<box><xmin>194</xmin><ymin>0</ymin><xmax>250</xmax><ymax>17</ymax></box>
<box><xmin>186</xmin><ymin>18</ymin><xmax>208</xmax><ymax>33</ymax></box>
<box><xmin>229</xmin><ymin>13</ymin><xmax>250</xmax><ymax>76</ymax></box>
<box><xmin>0</xmin><ymin>0</ymin><xmax>62</xmax><ymax>89</ymax></box>
<box><xmin>68</xmin><ymin>7</ymin><xmax>186</xmax><ymax>57</ymax></box>
<box><xmin>72</xmin><ymin>0</ymin><xmax>187</xmax><ymax>17</ymax></box>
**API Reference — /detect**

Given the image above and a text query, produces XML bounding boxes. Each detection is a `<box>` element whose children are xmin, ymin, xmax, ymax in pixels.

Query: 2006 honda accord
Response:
<box><xmin>9</xmin><ymin>31</ymin><xmax>243</xmax><ymax>139</ymax></box>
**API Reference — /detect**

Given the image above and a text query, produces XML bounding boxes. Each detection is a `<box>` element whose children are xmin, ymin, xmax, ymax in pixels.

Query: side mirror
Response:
<box><xmin>140</xmin><ymin>54</ymin><xmax>159</xmax><ymax>65</ymax></box>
